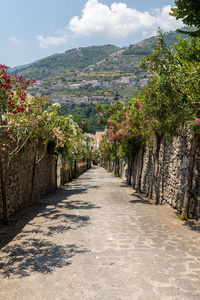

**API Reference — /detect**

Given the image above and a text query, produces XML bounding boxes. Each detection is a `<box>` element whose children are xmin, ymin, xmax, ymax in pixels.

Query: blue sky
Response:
<box><xmin>1</xmin><ymin>0</ymin><xmax>183</xmax><ymax>68</ymax></box>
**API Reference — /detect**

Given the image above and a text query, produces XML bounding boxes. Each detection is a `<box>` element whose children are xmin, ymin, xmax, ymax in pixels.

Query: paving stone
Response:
<box><xmin>0</xmin><ymin>166</ymin><xmax>200</xmax><ymax>299</ymax></box>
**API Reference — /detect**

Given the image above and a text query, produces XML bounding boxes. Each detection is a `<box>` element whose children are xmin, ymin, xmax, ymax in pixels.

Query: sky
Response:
<box><xmin>1</xmin><ymin>0</ymin><xmax>183</xmax><ymax>68</ymax></box>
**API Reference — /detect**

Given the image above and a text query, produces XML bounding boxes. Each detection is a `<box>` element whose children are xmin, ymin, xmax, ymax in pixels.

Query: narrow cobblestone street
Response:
<box><xmin>0</xmin><ymin>166</ymin><xmax>200</xmax><ymax>300</ymax></box>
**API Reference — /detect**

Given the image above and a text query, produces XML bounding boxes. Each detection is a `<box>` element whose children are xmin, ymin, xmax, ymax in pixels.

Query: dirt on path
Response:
<box><xmin>0</xmin><ymin>166</ymin><xmax>200</xmax><ymax>300</ymax></box>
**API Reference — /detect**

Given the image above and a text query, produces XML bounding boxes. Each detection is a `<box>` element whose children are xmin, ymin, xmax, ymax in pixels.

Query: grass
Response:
<box><xmin>178</xmin><ymin>213</ymin><xmax>188</xmax><ymax>221</ymax></box>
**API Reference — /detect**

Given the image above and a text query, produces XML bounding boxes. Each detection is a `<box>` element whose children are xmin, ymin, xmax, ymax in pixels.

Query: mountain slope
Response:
<box><xmin>14</xmin><ymin>45</ymin><xmax>121</xmax><ymax>80</ymax></box>
<box><xmin>122</xmin><ymin>30</ymin><xmax>189</xmax><ymax>56</ymax></box>
<box><xmin>13</xmin><ymin>29</ymin><xmax>189</xmax><ymax>81</ymax></box>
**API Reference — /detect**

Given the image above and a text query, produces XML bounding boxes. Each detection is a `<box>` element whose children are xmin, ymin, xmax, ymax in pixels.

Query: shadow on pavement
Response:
<box><xmin>69</xmin><ymin>184</ymin><xmax>100</xmax><ymax>190</ymax></box>
<box><xmin>130</xmin><ymin>195</ymin><xmax>153</xmax><ymax>205</ymax></box>
<box><xmin>64</xmin><ymin>200</ymin><xmax>101</xmax><ymax>210</ymax></box>
<box><xmin>0</xmin><ymin>184</ymin><xmax>101</xmax><ymax>253</ymax></box>
<box><xmin>182</xmin><ymin>219</ymin><xmax>200</xmax><ymax>233</ymax></box>
<box><xmin>118</xmin><ymin>181</ymin><xmax>154</xmax><ymax>206</ymax></box>
<box><xmin>0</xmin><ymin>238</ymin><xmax>89</xmax><ymax>278</ymax></box>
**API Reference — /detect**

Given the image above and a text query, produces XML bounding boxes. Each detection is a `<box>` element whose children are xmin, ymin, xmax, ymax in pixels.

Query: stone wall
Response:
<box><xmin>117</xmin><ymin>134</ymin><xmax>200</xmax><ymax>219</ymax></box>
<box><xmin>60</xmin><ymin>157</ymin><xmax>90</xmax><ymax>185</ymax></box>
<box><xmin>0</xmin><ymin>141</ymin><xmax>56</xmax><ymax>221</ymax></box>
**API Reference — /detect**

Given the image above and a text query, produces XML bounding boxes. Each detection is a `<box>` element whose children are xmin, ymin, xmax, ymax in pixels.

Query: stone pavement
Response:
<box><xmin>0</xmin><ymin>166</ymin><xmax>200</xmax><ymax>300</ymax></box>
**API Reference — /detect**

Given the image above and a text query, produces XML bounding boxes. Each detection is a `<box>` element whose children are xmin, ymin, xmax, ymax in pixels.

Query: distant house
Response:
<box><xmin>109</xmin><ymin>53</ymin><xmax>116</xmax><ymax>57</ymax></box>
<box><xmin>51</xmin><ymin>84</ymin><xmax>64</xmax><ymax>90</ymax></box>
<box><xmin>102</xmin><ymin>82</ymin><xmax>109</xmax><ymax>87</ymax></box>
<box><xmin>89</xmin><ymin>80</ymin><xmax>101</xmax><ymax>87</ymax></box>
<box><xmin>51</xmin><ymin>97</ymin><xmax>66</xmax><ymax>103</ymax></box>
<box><xmin>114</xmin><ymin>77</ymin><xmax>131</xmax><ymax>85</ymax></box>
<box><xmin>83</xmin><ymin>96</ymin><xmax>90</xmax><ymax>102</ymax></box>
<box><xmin>84</xmin><ymin>133</ymin><xmax>96</xmax><ymax>150</ymax></box>
<box><xmin>85</xmin><ymin>131</ymin><xmax>105</xmax><ymax>150</ymax></box>
<box><xmin>88</xmin><ymin>65</ymin><xmax>95</xmax><ymax>71</ymax></box>
<box><xmin>95</xmin><ymin>131</ymin><xmax>105</xmax><ymax>149</ymax></box>
<box><xmin>81</xmin><ymin>80</ymin><xmax>87</xmax><ymax>87</ymax></box>
<box><xmin>121</xmin><ymin>77</ymin><xmax>131</xmax><ymax>84</ymax></box>
<box><xmin>69</xmin><ymin>84</ymin><xmax>81</xmax><ymax>90</ymax></box>
<box><xmin>34</xmin><ymin>80</ymin><xmax>43</xmax><ymax>88</ymax></box>
<box><xmin>89</xmin><ymin>96</ymin><xmax>114</xmax><ymax>103</ymax></box>
<box><xmin>139</xmin><ymin>78</ymin><xmax>149</xmax><ymax>87</ymax></box>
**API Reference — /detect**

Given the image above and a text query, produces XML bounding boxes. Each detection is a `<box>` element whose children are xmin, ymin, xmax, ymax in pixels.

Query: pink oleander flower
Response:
<box><xmin>196</xmin><ymin>118</ymin><xmax>200</xmax><ymax>123</ymax></box>
<box><xmin>109</xmin><ymin>118</ymin><xmax>112</xmax><ymax>123</ymax></box>
<box><xmin>116</xmin><ymin>129</ymin><xmax>123</xmax><ymax>135</ymax></box>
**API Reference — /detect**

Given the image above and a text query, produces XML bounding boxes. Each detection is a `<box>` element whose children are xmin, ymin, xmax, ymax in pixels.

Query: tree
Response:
<box><xmin>75</xmin><ymin>118</ymin><xmax>89</xmax><ymax>133</ymax></box>
<box><xmin>0</xmin><ymin>65</ymin><xmax>36</xmax><ymax>125</ymax></box>
<box><xmin>141</xmin><ymin>30</ymin><xmax>200</xmax><ymax>217</ymax></box>
<box><xmin>170</xmin><ymin>0</ymin><xmax>200</xmax><ymax>37</ymax></box>
<box><xmin>0</xmin><ymin>65</ymin><xmax>91</xmax><ymax>224</ymax></box>
<box><xmin>140</xmin><ymin>30</ymin><xmax>189</xmax><ymax>204</ymax></box>
<box><xmin>97</xmin><ymin>101</ymin><xmax>125</xmax><ymax>175</ymax></box>
<box><xmin>0</xmin><ymin>129</ymin><xmax>32</xmax><ymax>224</ymax></box>
<box><xmin>172</xmin><ymin>37</ymin><xmax>200</xmax><ymax>218</ymax></box>
<box><xmin>97</xmin><ymin>99</ymin><xmax>149</xmax><ymax>180</ymax></box>
<box><xmin>25</xmin><ymin>100</ymin><xmax>67</xmax><ymax>206</ymax></box>
<box><xmin>0</xmin><ymin>65</ymin><xmax>36</xmax><ymax>224</ymax></box>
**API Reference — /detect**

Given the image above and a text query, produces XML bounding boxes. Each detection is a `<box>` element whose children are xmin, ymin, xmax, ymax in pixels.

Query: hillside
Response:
<box><xmin>13</xmin><ymin>29</ymin><xmax>189</xmax><ymax>83</ymax></box>
<box><xmin>12</xmin><ymin>29</ymin><xmax>189</xmax><ymax>134</ymax></box>
<box><xmin>13</xmin><ymin>45</ymin><xmax>121</xmax><ymax>80</ymax></box>
<box><xmin>122</xmin><ymin>30</ymin><xmax>189</xmax><ymax>56</ymax></box>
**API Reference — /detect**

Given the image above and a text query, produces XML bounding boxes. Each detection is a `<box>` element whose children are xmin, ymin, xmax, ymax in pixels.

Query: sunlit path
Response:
<box><xmin>0</xmin><ymin>166</ymin><xmax>200</xmax><ymax>300</ymax></box>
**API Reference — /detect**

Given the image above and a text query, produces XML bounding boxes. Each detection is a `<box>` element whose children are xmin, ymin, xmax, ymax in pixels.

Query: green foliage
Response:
<box><xmin>163</xmin><ymin>29</ymin><xmax>189</xmax><ymax>45</ymax></box>
<box><xmin>123</xmin><ymin>45</ymin><xmax>153</xmax><ymax>56</ymax></box>
<box><xmin>59</xmin><ymin>102</ymin><xmax>105</xmax><ymax>134</ymax></box>
<box><xmin>14</xmin><ymin>45</ymin><xmax>121</xmax><ymax>80</ymax></box>
<box><xmin>98</xmin><ymin>28</ymin><xmax>200</xmax><ymax>166</ymax></box>
<box><xmin>97</xmin><ymin>99</ymin><xmax>149</xmax><ymax>160</ymax></box>
<box><xmin>123</xmin><ymin>31</ymin><xmax>189</xmax><ymax>56</ymax></box>
<box><xmin>170</xmin><ymin>1</ymin><xmax>200</xmax><ymax>37</ymax></box>
<box><xmin>178</xmin><ymin>213</ymin><xmax>188</xmax><ymax>221</ymax></box>
<box><xmin>140</xmin><ymin>29</ymin><xmax>200</xmax><ymax>139</ymax></box>
<box><xmin>11</xmin><ymin>29</ymin><xmax>192</xmax><ymax>108</ymax></box>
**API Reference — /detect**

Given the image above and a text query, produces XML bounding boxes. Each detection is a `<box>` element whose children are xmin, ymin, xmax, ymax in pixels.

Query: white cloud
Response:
<box><xmin>69</xmin><ymin>0</ymin><xmax>183</xmax><ymax>39</ymax></box>
<box><xmin>37</xmin><ymin>35</ymin><xmax>67</xmax><ymax>48</ymax></box>
<box><xmin>36</xmin><ymin>1</ymin><xmax>184</xmax><ymax>49</ymax></box>
<box><xmin>10</xmin><ymin>36</ymin><xmax>23</xmax><ymax>44</ymax></box>
<box><xmin>142</xmin><ymin>31</ymin><xmax>148</xmax><ymax>38</ymax></box>
<box><xmin>153</xmin><ymin>5</ymin><xmax>182</xmax><ymax>31</ymax></box>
